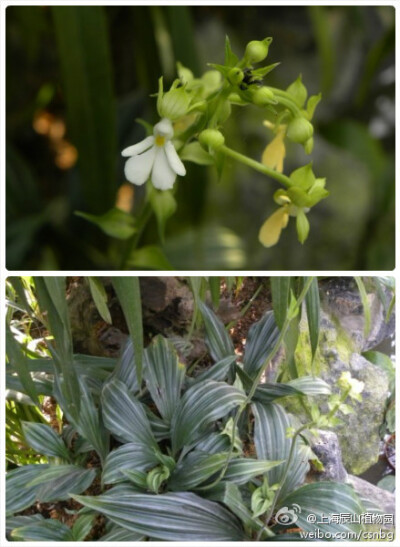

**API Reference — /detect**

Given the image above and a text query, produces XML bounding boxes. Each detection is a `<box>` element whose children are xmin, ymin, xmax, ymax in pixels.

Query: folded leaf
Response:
<box><xmin>287</xmin><ymin>376</ymin><xmax>331</xmax><ymax>395</ymax></box>
<box><xmin>253</xmin><ymin>383</ymin><xmax>302</xmax><ymax>404</ymax></box>
<box><xmin>11</xmin><ymin>519</ymin><xmax>74</xmax><ymax>541</ymax></box>
<box><xmin>276</xmin><ymin>482</ymin><xmax>364</xmax><ymax>536</ymax></box>
<box><xmin>198</xmin><ymin>301</ymin><xmax>235</xmax><ymax>361</ymax></box>
<box><xmin>144</xmin><ymin>336</ymin><xmax>185</xmax><ymax>422</ymax></box>
<box><xmin>243</xmin><ymin>311</ymin><xmax>280</xmax><ymax>379</ymax></box>
<box><xmin>171</xmin><ymin>379</ymin><xmax>246</xmax><ymax>454</ymax></box>
<box><xmin>99</xmin><ymin>523</ymin><xmax>145</xmax><ymax>541</ymax></box>
<box><xmin>224</xmin><ymin>458</ymin><xmax>283</xmax><ymax>485</ymax></box>
<box><xmin>102</xmin><ymin>443</ymin><xmax>160</xmax><ymax>485</ymax></box>
<box><xmin>252</xmin><ymin>402</ymin><xmax>309</xmax><ymax>500</ymax></box>
<box><xmin>73</xmin><ymin>490</ymin><xmax>245</xmax><ymax>540</ymax></box>
<box><xmin>192</xmin><ymin>355</ymin><xmax>237</xmax><ymax>384</ymax></box>
<box><xmin>28</xmin><ymin>464</ymin><xmax>97</xmax><ymax>502</ymax></box>
<box><xmin>22</xmin><ymin>422</ymin><xmax>70</xmax><ymax>460</ymax></box>
<box><xmin>168</xmin><ymin>451</ymin><xmax>227</xmax><ymax>491</ymax></box>
<box><xmin>6</xmin><ymin>464</ymin><xmax>49</xmax><ymax>515</ymax></box>
<box><xmin>102</xmin><ymin>379</ymin><xmax>157</xmax><ymax>448</ymax></box>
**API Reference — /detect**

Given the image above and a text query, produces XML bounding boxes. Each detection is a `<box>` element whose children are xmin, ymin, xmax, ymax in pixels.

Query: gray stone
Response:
<box><xmin>348</xmin><ymin>474</ymin><xmax>395</xmax><ymax>522</ymax></box>
<box><xmin>311</xmin><ymin>430</ymin><xmax>348</xmax><ymax>482</ymax></box>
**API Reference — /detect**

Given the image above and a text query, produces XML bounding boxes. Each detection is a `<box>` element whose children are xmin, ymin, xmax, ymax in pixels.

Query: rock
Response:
<box><xmin>311</xmin><ymin>430</ymin><xmax>348</xmax><ymax>482</ymax></box>
<box><xmin>348</xmin><ymin>474</ymin><xmax>395</xmax><ymax>522</ymax></box>
<box><xmin>289</xmin><ymin>281</ymin><xmax>392</xmax><ymax>475</ymax></box>
<box><xmin>320</xmin><ymin>278</ymin><xmax>395</xmax><ymax>352</ymax></box>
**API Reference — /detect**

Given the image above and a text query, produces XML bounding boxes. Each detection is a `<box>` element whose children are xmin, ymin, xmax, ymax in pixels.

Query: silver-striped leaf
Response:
<box><xmin>198</xmin><ymin>301</ymin><xmax>235</xmax><ymax>361</ymax></box>
<box><xmin>73</xmin><ymin>490</ymin><xmax>245</xmax><ymax>541</ymax></box>
<box><xmin>191</xmin><ymin>355</ymin><xmax>237</xmax><ymax>384</ymax></box>
<box><xmin>21</xmin><ymin>421</ymin><xmax>71</xmax><ymax>460</ymax></box>
<box><xmin>11</xmin><ymin>519</ymin><xmax>73</xmax><ymax>541</ymax></box>
<box><xmin>275</xmin><ymin>482</ymin><xmax>364</xmax><ymax>536</ymax></box>
<box><xmin>144</xmin><ymin>335</ymin><xmax>185</xmax><ymax>422</ymax></box>
<box><xmin>102</xmin><ymin>379</ymin><xmax>157</xmax><ymax>448</ymax></box>
<box><xmin>243</xmin><ymin>311</ymin><xmax>280</xmax><ymax>379</ymax></box>
<box><xmin>28</xmin><ymin>464</ymin><xmax>97</xmax><ymax>503</ymax></box>
<box><xmin>102</xmin><ymin>442</ymin><xmax>161</xmax><ymax>484</ymax></box>
<box><xmin>6</xmin><ymin>464</ymin><xmax>49</xmax><ymax>515</ymax></box>
<box><xmin>252</xmin><ymin>402</ymin><xmax>309</xmax><ymax>500</ymax></box>
<box><xmin>168</xmin><ymin>451</ymin><xmax>227</xmax><ymax>491</ymax></box>
<box><xmin>224</xmin><ymin>458</ymin><xmax>283</xmax><ymax>485</ymax></box>
<box><xmin>171</xmin><ymin>379</ymin><xmax>247</xmax><ymax>454</ymax></box>
<box><xmin>287</xmin><ymin>375</ymin><xmax>331</xmax><ymax>395</ymax></box>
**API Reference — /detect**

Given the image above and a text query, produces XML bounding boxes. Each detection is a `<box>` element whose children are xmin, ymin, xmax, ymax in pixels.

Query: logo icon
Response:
<box><xmin>275</xmin><ymin>504</ymin><xmax>301</xmax><ymax>525</ymax></box>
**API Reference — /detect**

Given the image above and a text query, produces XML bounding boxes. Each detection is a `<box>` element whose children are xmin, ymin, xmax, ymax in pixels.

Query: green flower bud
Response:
<box><xmin>286</xmin><ymin>116</ymin><xmax>314</xmax><ymax>144</ymax></box>
<box><xmin>252</xmin><ymin>86</ymin><xmax>275</xmax><ymax>106</ymax></box>
<box><xmin>159</xmin><ymin>86</ymin><xmax>190</xmax><ymax>120</ymax></box>
<box><xmin>286</xmin><ymin>75</ymin><xmax>307</xmax><ymax>108</ymax></box>
<box><xmin>304</xmin><ymin>137</ymin><xmax>314</xmax><ymax>154</ymax></box>
<box><xmin>176</xmin><ymin>62</ymin><xmax>194</xmax><ymax>84</ymax></box>
<box><xmin>228</xmin><ymin>67</ymin><xmax>244</xmax><ymax>85</ymax></box>
<box><xmin>198</xmin><ymin>129</ymin><xmax>225</xmax><ymax>150</ymax></box>
<box><xmin>245</xmin><ymin>37</ymin><xmax>272</xmax><ymax>64</ymax></box>
<box><xmin>296</xmin><ymin>209</ymin><xmax>310</xmax><ymax>244</ymax></box>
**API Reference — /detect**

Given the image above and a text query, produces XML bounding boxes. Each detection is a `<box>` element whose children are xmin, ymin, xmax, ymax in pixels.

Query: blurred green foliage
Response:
<box><xmin>6</xmin><ymin>5</ymin><xmax>394</xmax><ymax>270</ymax></box>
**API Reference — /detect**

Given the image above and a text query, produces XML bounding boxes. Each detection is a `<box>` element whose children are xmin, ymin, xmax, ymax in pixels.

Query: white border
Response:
<box><xmin>1</xmin><ymin>1</ymin><xmax>398</xmax><ymax>546</ymax></box>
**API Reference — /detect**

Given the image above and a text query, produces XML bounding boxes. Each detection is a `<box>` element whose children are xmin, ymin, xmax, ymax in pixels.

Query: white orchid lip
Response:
<box><xmin>122</xmin><ymin>118</ymin><xmax>186</xmax><ymax>191</ymax></box>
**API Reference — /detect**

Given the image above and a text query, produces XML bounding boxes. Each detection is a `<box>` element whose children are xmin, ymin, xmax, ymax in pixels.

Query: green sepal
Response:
<box><xmin>296</xmin><ymin>209</ymin><xmax>310</xmax><ymax>244</ymax></box>
<box><xmin>305</xmin><ymin>93</ymin><xmax>322</xmax><ymax>120</ymax></box>
<box><xmin>286</xmin><ymin>74</ymin><xmax>308</xmax><ymax>108</ymax></box>
<box><xmin>289</xmin><ymin>163</ymin><xmax>315</xmax><ymax>190</ymax></box>
<box><xmin>224</xmin><ymin>35</ymin><xmax>239</xmax><ymax>67</ymax></box>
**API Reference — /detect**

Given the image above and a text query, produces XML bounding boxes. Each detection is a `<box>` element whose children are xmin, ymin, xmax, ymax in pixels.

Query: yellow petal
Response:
<box><xmin>258</xmin><ymin>207</ymin><xmax>289</xmax><ymax>247</ymax></box>
<box><xmin>261</xmin><ymin>131</ymin><xmax>286</xmax><ymax>173</ymax></box>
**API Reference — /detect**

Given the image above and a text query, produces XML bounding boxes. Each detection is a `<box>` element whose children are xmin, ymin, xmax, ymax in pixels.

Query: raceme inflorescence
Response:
<box><xmin>122</xmin><ymin>36</ymin><xmax>329</xmax><ymax>247</ymax></box>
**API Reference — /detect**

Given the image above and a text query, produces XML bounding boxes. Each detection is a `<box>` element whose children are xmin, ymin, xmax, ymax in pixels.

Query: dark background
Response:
<box><xmin>6</xmin><ymin>5</ymin><xmax>395</xmax><ymax>270</ymax></box>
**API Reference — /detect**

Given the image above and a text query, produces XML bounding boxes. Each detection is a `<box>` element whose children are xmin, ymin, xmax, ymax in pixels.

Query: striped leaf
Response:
<box><xmin>28</xmin><ymin>464</ymin><xmax>97</xmax><ymax>503</ymax></box>
<box><xmin>102</xmin><ymin>443</ymin><xmax>161</xmax><ymax>485</ymax></box>
<box><xmin>11</xmin><ymin>519</ymin><xmax>73</xmax><ymax>541</ymax></box>
<box><xmin>243</xmin><ymin>311</ymin><xmax>280</xmax><ymax>379</ymax></box>
<box><xmin>21</xmin><ymin>422</ymin><xmax>70</xmax><ymax>461</ymax></box>
<box><xmin>192</xmin><ymin>355</ymin><xmax>237</xmax><ymax>384</ymax></box>
<box><xmin>6</xmin><ymin>464</ymin><xmax>49</xmax><ymax>515</ymax></box>
<box><xmin>75</xmin><ymin>377</ymin><xmax>109</xmax><ymax>464</ymax></box>
<box><xmin>198</xmin><ymin>301</ymin><xmax>235</xmax><ymax>361</ymax></box>
<box><xmin>71</xmin><ymin>514</ymin><xmax>95</xmax><ymax>541</ymax></box>
<box><xmin>253</xmin><ymin>383</ymin><xmax>303</xmax><ymax>404</ymax></box>
<box><xmin>252</xmin><ymin>402</ymin><xmax>309</xmax><ymax>500</ymax></box>
<box><xmin>195</xmin><ymin>431</ymin><xmax>231</xmax><ymax>455</ymax></box>
<box><xmin>6</xmin><ymin>514</ymin><xmax>44</xmax><ymax>534</ymax></box>
<box><xmin>287</xmin><ymin>376</ymin><xmax>331</xmax><ymax>395</ymax></box>
<box><xmin>110</xmin><ymin>338</ymin><xmax>140</xmax><ymax>394</ymax></box>
<box><xmin>112</xmin><ymin>278</ymin><xmax>143</xmax><ymax>385</ymax></box>
<box><xmin>100</xmin><ymin>523</ymin><xmax>145</xmax><ymax>541</ymax></box>
<box><xmin>168</xmin><ymin>451</ymin><xmax>227</xmax><ymax>491</ymax></box>
<box><xmin>102</xmin><ymin>379</ymin><xmax>157</xmax><ymax>448</ymax></box>
<box><xmin>276</xmin><ymin>482</ymin><xmax>364</xmax><ymax>536</ymax></box>
<box><xmin>73</xmin><ymin>490</ymin><xmax>245</xmax><ymax>540</ymax></box>
<box><xmin>224</xmin><ymin>458</ymin><xmax>283</xmax><ymax>485</ymax></box>
<box><xmin>204</xmin><ymin>481</ymin><xmax>260</xmax><ymax>530</ymax></box>
<box><xmin>171</xmin><ymin>380</ymin><xmax>246</xmax><ymax>454</ymax></box>
<box><xmin>144</xmin><ymin>336</ymin><xmax>185</xmax><ymax>422</ymax></box>
<box><xmin>270</xmin><ymin>277</ymin><xmax>291</xmax><ymax>330</ymax></box>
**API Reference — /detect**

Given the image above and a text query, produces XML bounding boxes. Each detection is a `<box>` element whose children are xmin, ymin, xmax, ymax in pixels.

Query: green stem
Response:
<box><xmin>120</xmin><ymin>200</ymin><xmax>153</xmax><ymax>269</ymax></box>
<box><xmin>201</xmin><ymin>277</ymin><xmax>314</xmax><ymax>491</ymax></box>
<box><xmin>267</xmin><ymin>87</ymin><xmax>302</xmax><ymax>115</ymax></box>
<box><xmin>219</xmin><ymin>145</ymin><xmax>293</xmax><ymax>188</ymax></box>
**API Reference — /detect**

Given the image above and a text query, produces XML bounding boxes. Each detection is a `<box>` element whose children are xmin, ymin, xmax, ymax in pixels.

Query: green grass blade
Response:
<box><xmin>112</xmin><ymin>277</ymin><xmax>143</xmax><ymax>385</ymax></box>
<box><xmin>52</xmin><ymin>6</ymin><xmax>117</xmax><ymax>213</ymax></box>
